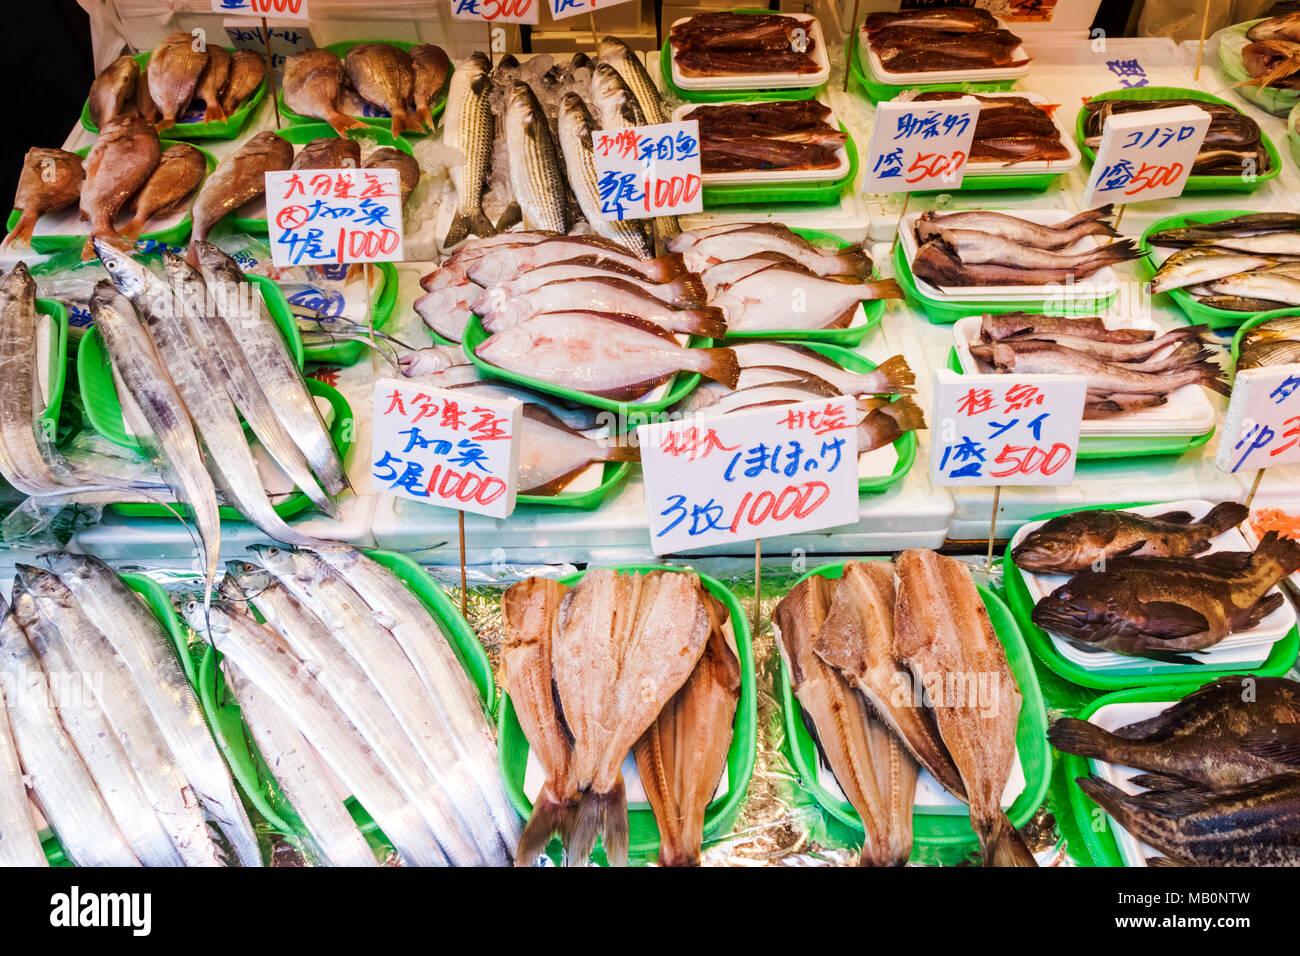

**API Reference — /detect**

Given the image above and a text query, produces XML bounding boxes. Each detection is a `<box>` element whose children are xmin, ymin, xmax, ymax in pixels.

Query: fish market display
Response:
<box><xmin>503</xmin><ymin>568</ymin><xmax>725</xmax><ymax>866</ymax></box>
<box><xmin>504</xmin><ymin>82</ymin><xmax>571</xmax><ymax>235</ymax></box>
<box><xmin>222</xmin><ymin>50</ymin><xmax>267</xmax><ymax>116</ymax></box>
<box><xmin>411</xmin><ymin>44</ymin><xmax>454</xmax><ymax>132</ymax></box>
<box><xmin>1057</xmin><ymin>676</ymin><xmax>1300</xmax><ymax>865</ymax></box>
<box><xmin>1082</xmin><ymin>97</ymin><xmax>1270</xmax><ymax>176</ymax></box>
<box><xmin>283</xmin><ymin>49</ymin><xmax>370</xmax><ymax>139</ymax></box>
<box><xmin>442</xmin><ymin>52</ymin><xmax>495</xmax><ymax>247</ymax></box>
<box><xmin>968</xmin><ymin>313</ymin><xmax>1229</xmax><ymax>417</ymax></box>
<box><xmin>1012</xmin><ymin>502</ymin><xmax>1250</xmax><ymax>573</ymax></box>
<box><xmin>1031</xmin><ymin>533</ymin><xmax>1300</xmax><ymax>663</ymax></box>
<box><xmin>121</xmin><ymin>142</ymin><xmax>206</xmax><ymax>240</ymax></box>
<box><xmin>683</xmin><ymin>101</ymin><xmax>846</xmax><ymax>174</ymax></box>
<box><xmin>862</xmin><ymin>9</ymin><xmax>1027</xmax><ymax>74</ymax></box>
<box><xmin>1149</xmin><ymin>213</ymin><xmax>1300</xmax><ymax>309</ymax></box>
<box><xmin>909</xmin><ymin>91</ymin><xmax>1069</xmax><ymax>165</ymax></box>
<box><xmin>88</xmin><ymin>54</ymin><xmax>139</xmax><ymax>130</ymax></box>
<box><xmin>1238</xmin><ymin>314</ymin><xmax>1300</xmax><ymax>369</ymax></box>
<box><xmin>911</xmin><ymin>206</ymin><xmax>1139</xmax><ymax>288</ymax></box>
<box><xmin>4</xmin><ymin>148</ymin><xmax>83</xmax><ymax>249</ymax></box>
<box><xmin>775</xmin><ymin>553</ymin><xmax>1035</xmax><ymax>866</ymax></box>
<box><xmin>671</xmin><ymin>12</ymin><xmax>820</xmax><ymax>78</ymax></box>
<box><xmin>1242</xmin><ymin>13</ymin><xmax>1300</xmax><ymax>90</ymax></box>
<box><xmin>195</xmin><ymin>46</ymin><xmax>232</xmax><ymax>124</ymax></box>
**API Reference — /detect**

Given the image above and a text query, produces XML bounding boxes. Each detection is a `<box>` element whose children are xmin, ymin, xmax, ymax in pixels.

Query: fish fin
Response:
<box><xmin>1128</xmin><ymin>772</ymin><xmax>1203</xmax><ymax>791</ymax></box>
<box><xmin>4</xmin><ymin>211</ymin><xmax>36</xmax><ymax>249</ymax></box>
<box><xmin>515</xmin><ymin>786</ymin><xmax>567</xmax><ymax>866</ymax></box>
<box><xmin>390</xmin><ymin>108</ymin><xmax>420</xmax><ymax>138</ymax></box>
<box><xmin>203</xmin><ymin>102</ymin><xmax>228</xmax><ymax>124</ymax></box>
<box><xmin>495</xmin><ymin>201</ymin><xmax>522</xmax><ymax>234</ymax></box>
<box><xmin>1075</xmin><ymin>775</ymin><xmax>1134</xmax><ymax>819</ymax></box>
<box><xmin>870</xmin><ymin>354</ymin><xmax>916</xmax><ymax>393</ymax></box>
<box><xmin>1199</xmin><ymin>364</ymin><xmax>1232</xmax><ymax>397</ymax></box>
<box><xmin>883</xmin><ymin>395</ymin><xmax>926</xmax><ymax>433</ymax></box>
<box><xmin>826</xmin><ymin>303</ymin><xmax>859</xmax><ymax>329</ymax></box>
<box><xmin>155</xmin><ymin>116</ymin><xmax>176</xmax><ymax>132</ymax></box>
<box><xmin>1111</xmin><ymin>541</ymin><xmax>1147</xmax><ymax>558</ymax></box>
<box><xmin>604</xmin><ymin>444</ymin><xmax>641</xmax><ymax>464</ymax></box>
<box><xmin>1060</xmin><ymin>204</ymin><xmax>1113</xmax><ymax>228</ymax></box>
<box><xmin>1136</xmin><ymin>601</ymin><xmax>1210</xmax><ymax>639</ymax></box>
<box><xmin>583</xmin><ymin>375</ymin><xmax>675</xmax><ymax>402</ymax></box>
<box><xmin>1237</xmin><ymin>724</ymin><xmax>1300</xmax><ymax>766</ymax></box>
<box><xmin>655</xmin><ymin>252</ymin><xmax>689</xmax><ymax>279</ymax></box>
<box><xmin>444</xmin><ymin>207</ymin><xmax>496</xmax><ymax>249</ymax></box>
<box><xmin>118</xmin><ymin>214</ymin><xmax>149</xmax><ymax>242</ymax></box>
<box><xmin>566</xmin><ymin>789</ymin><xmax>600</xmax><ymax>866</ymax></box>
<box><xmin>987</xmin><ymin>812</ymin><xmax>1037</xmax><ymax>867</ymax></box>
<box><xmin>327</xmin><ymin>110</ymin><xmax>369</xmax><ymax>139</ymax></box>
<box><xmin>671</xmin><ymin>273</ymin><xmax>708</xmax><ymax>307</ymax></box>
<box><xmin>601</xmin><ymin>777</ymin><xmax>629</xmax><ymax>867</ymax></box>
<box><xmin>1197</xmin><ymin>550</ymin><xmax>1254</xmax><ymax>572</ymax></box>
<box><xmin>681</xmin><ymin>306</ymin><xmax>728</xmax><ymax>339</ymax></box>
<box><xmin>860</xmin><ymin>278</ymin><xmax>904</xmax><ymax>301</ymax></box>
<box><xmin>1046</xmin><ymin>717</ymin><xmax>1119</xmax><ymax>759</ymax></box>
<box><xmin>1151</xmin><ymin>510</ymin><xmax>1195</xmax><ymax>524</ymax></box>
<box><xmin>1252</xmin><ymin>530</ymin><xmax>1300</xmax><ymax>577</ymax></box>
<box><xmin>1239</xmin><ymin>592</ymin><xmax>1285</xmax><ymax>631</ymax></box>
<box><xmin>693</xmin><ymin>347</ymin><xmax>741</xmax><ymax>389</ymax></box>
<box><xmin>832</xmin><ymin>243</ymin><xmax>874</xmax><ymax>279</ymax></box>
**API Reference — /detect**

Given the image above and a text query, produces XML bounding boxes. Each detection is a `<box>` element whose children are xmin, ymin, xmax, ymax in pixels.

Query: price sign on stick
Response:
<box><xmin>591</xmin><ymin>120</ymin><xmax>704</xmax><ymax>221</ymax></box>
<box><xmin>371</xmin><ymin>379</ymin><xmax>522</xmax><ymax>519</ymax></box>
<box><xmin>223</xmin><ymin>21</ymin><xmax>316</xmax><ymax>74</ymax></box>
<box><xmin>450</xmin><ymin>0</ymin><xmax>540</xmax><ymax>24</ymax></box>
<box><xmin>638</xmin><ymin>398</ymin><xmax>860</xmax><ymax>555</ymax></box>
<box><xmin>264</xmin><ymin>167</ymin><xmax>405</xmax><ymax>268</ymax></box>
<box><xmin>863</xmin><ymin>98</ymin><xmax>982</xmax><ymax>193</ymax></box>
<box><xmin>1215</xmin><ymin>365</ymin><xmax>1300</xmax><ymax>474</ymax></box>
<box><xmin>212</xmin><ymin>0</ymin><xmax>310</xmax><ymax>19</ymax></box>
<box><xmin>548</xmin><ymin>0</ymin><xmax>636</xmax><ymax>20</ymax></box>
<box><xmin>1082</xmin><ymin>104</ymin><xmax>1210</xmax><ymax>206</ymax></box>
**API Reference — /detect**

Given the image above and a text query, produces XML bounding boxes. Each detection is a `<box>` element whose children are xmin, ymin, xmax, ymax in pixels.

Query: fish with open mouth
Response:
<box><xmin>147</xmin><ymin>31</ymin><xmax>208</xmax><ymax>130</ymax></box>
<box><xmin>5</xmin><ymin>148</ymin><xmax>84</xmax><ymax>249</ymax></box>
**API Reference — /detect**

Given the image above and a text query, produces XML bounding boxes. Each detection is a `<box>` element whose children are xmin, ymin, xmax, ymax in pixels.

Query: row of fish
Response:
<box><xmin>861</xmin><ymin>8</ymin><xmax>1027</xmax><ymax>74</ymax></box>
<box><xmin>970</xmin><ymin>312</ymin><xmax>1229</xmax><ymax>418</ymax></box>
<box><xmin>912</xmin><ymin>206</ymin><xmax>1140</xmax><ymax>288</ymax></box>
<box><xmin>0</xmin><ymin>552</ymin><xmax>259</xmax><ymax>866</ymax></box>
<box><xmin>684</xmin><ymin>101</ymin><xmax>846</xmax><ymax>174</ymax></box>
<box><xmin>502</xmin><ymin>568</ymin><xmax>738</xmax><ymax>866</ymax></box>
<box><xmin>8</xmin><ymin>120</ymin><xmax>204</xmax><ymax>259</ymax></box>
<box><xmin>284</xmin><ymin>44</ymin><xmax>451</xmax><ymax>139</ymax></box>
<box><xmin>1051</xmin><ymin>675</ymin><xmax>1300</xmax><ymax>865</ymax></box>
<box><xmin>908</xmin><ymin>91</ymin><xmax>1069</xmax><ymax>166</ymax></box>
<box><xmin>1082</xmin><ymin>97</ymin><xmax>1270</xmax><ymax>177</ymax></box>
<box><xmin>1149</xmin><ymin>212</ymin><xmax>1300</xmax><ymax>311</ymax></box>
<box><xmin>670</xmin><ymin>12</ymin><xmax>819</xmax><ymax>78</ymax></box>
<box><xmin>89</xmin><ymin>33</ymin><xmax>265</xmax><ymax>130</ymax></box>
<box><xmin>775</xmin><ymin>552</ymin><xmax>1035</xmax><ymax>866</ymax></box>
<box><xmin>1242</xmin><ymin>12</ymin><xmax>1300</xmax><ymax>90</ymax></box>
<box><xmin>1237</xmin><ymin>313</ymin><xmax>1300</xmax><ymax>369</ymax></box>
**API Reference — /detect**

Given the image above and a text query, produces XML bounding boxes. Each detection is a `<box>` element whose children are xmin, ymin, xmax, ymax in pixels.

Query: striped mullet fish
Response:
<box><xmin>443</xmin><ymin>52</ymin><xmax>496</xmax><ymax>248</ymax></box>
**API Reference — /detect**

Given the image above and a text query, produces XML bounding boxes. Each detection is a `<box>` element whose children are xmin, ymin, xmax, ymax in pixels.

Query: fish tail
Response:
<box><xmin>4</xmin><ymin>211</ymin><xmax>36</xmax><ymax>249</ymax></box>
<box><xmin>514</xmin><ymin>787</ymin><xmax>567</xmax><ymax>867</ymax></box>
<box><xmin>883</xmin><ymin>395</ymin><xmax>926</xmax><ymax>433</ymax></box>
<box><xmin>986</xmin><ymin>811</ymin><xmax>1037</xmax><ymax>867</ymax></box>
<box><xmin>1047</xmin><ymin>717</ymin><xmax>1122</xmax><ymax>760</ymax></box>
<box><xmin>600</xmin><ymin>777</ymin><xmax>629</xmax><ymax>867</ymax></box>
<box><xmin>155</xmin><ymin>115</ymin><xmax>177</xmax><ymax>132</ymax></box>
<box><xmin>1198</xmin><ymin>500</ymin><xmax>1249</xmax><ymax>535</ymax></box>
<box><xmin>1061</xmin><ymin>204</ymin><xmax>1113</xmax><ymax>227</ymax></box>
<box><xmin>859</xmin><ymin>278</ymin><xmax>904</xmax><ymax>301</ymax></box>
<box><xmin>565</xmin><ymin>789</ymin><xmax>600</xmax><ymax>866</ymax></box>
<box><xmin>119</xmin><ymin>213</ymin><xmax>149</xmax><ymax>242</ymax></box>
<box><xmin>683</xmin><ymin>306</ymin><xmax>728</xmax><ymax>339</ymax></box>
<box><xmin>495</xmin><ymin>201</ymin><xmax>522</xmax><ymax>234</ymax></box>
<box><xmin>390</xmin><ymin>107</ymin><xmax>421</xmax><ymax>138</ymax></box>
<box><xmin>1076</xmin><ymin>775</ymin><xmax>1140</xmax><ymax>829</ymax></box>
<box><xmin>1246</xmin><ymin>528</ymin><xmax>1300</xmax><ymax>583</ymax></box>
<box><xmin>203</xmin><ymin>102</ymin><xmax>229</xmax><ymax>124</ymax></box>
<box><xmin>326</xmin><ymin>110</ymin><xmax>369</xmax><ymax>139</ymax></box>
<box><xmin>869</xmin><ymin>354</ymin><xmax>916</xmax><ymax>394</ymax></box>
<box><xmin>692</xmin><ymin>346</ymin><xmax>741</xmax><ymax>389</ymax></box>
<box><xmin>833</xmin><ymin>243</ymin><xmax>875</xmax><ymax>279</ymax></box>
<box><xmin>653</xmin><ymin>252</ymin><xmax>689</xmax><ymax>279</ymax></box>
<box><xmin>603</xmin><ymin>442</ymin><xmax>641</xmax><ymax>464</ymax></box>
<box><xmin>670</xmin><ymin>272</ymin><xmax>708</xmax><ymax>307</ymax></box>
<box><xmin>415</xmin><ymin>104</ymin><xmax>434</xmax><ymax>133</ymax></box>
<box><xmin>443</xmin><ymin>206</ymin><xmax>496</xmax><ymax>249</ymax></box>
<box><xmin>1199</xmin><ymin>362</ymin><xmax>1232</xmax><ymax>397</ymax></box>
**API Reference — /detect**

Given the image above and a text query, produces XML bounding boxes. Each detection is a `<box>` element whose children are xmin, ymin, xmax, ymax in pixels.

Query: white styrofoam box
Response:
<box><xmin>668</xmin><ymin>13</ymin><xmax>830</xmax><ymax>92</ymax></box>
<box><xmin>673</xmin><ymin>99</ymin><xmax>851</xmax><ymax>185</ymax></box>
<box><xmin>860</xmin><ymin>16</ymin><xmax>1032</xmax><ymax>86</ymax></box>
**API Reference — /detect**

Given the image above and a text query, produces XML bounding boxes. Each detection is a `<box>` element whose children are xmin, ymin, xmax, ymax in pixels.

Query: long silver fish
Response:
<box><xmin>505</xmin><ymin>82</ymin><xmax>572</xmax><ymax>235</ymax></box>
<box><xmin>15</xmin><ymin>564</ymin><xmax>225</xmax><ymax>866</ymax></box>
<box><xmin>182</xmin><ymin>598</ymin><xmax>446</xmax><ymax>867</ymax></box>
<box><xmin>0</xmin><ymin>604</ymin><xmax>139</xmax><ymax>866</ymax></box>
<box><xmin>194</xmin><ymin>242</ymin><xmax>349</xmax><ymax>499</ymax></box>
<box><xmin>86</xmin><ymin>275</ymin><xmax>221</xmax><ymax>605</ymax></box>
<box><xmin>443</xmin><ymin>52</ymin><xmax>495</xmax><ymax>248</ymax></box>
<box><xmin>10</xmin><ymin>581</ymin><xmax>183</xmax><ymax>866</ymax></box>
<box><xmin>0</xmin><ymin>597</ymin><xmax>48</xmax><ymax>867</ymax></box>
<box><xmin>44</xmin><ymin>551</ymin><xmax>261</xmax><ymax>867</ymax></box>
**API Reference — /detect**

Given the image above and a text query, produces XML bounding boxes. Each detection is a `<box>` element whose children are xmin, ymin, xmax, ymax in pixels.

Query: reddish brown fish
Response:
<box><xmin>5</xmin><ymin>148</ymin><xmax>84</xmax><ymax>248</ymax></box>
<box><xmin>221</xmin><ymin>49</ymin><xmax>266</xmax><ymax>115</ymax></box>
<box><xmin>195</xmin><ymin>45</ymin><xmax>232</xmax><ymax>123</ymax></box>
<box><xmin>121</xmin><ymin>142</ymin><xmax>206</xmax><ymax>240</ymax></box>
<box><xmin>147</xmin><ymin>31</ymin><xmax>209</xmax><ymax>130</ymax></box>
<box><xmin>78</xmin><ymin>115</ymin><xmax>160</xmax><ymax>259</ymax></box>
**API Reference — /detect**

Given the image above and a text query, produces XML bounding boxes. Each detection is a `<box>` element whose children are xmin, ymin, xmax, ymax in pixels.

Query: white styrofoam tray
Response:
<box><xmin>951</xmin><ymin>314</ymin><xmax>1219</xmax><ymax>437</ymax></box>
<box><xmin>859</xmin><ymin>18</ymin><xmax>1032</xmax><ymax>85</ymax></box>
<box><xmin>673</xmin><ymin>100</ymin><xmax>851</xmax><ymax>185</ymax></box>
<box><xmin>960</xmin><ymin>92</ymin><xmax>1081</xmax><ymax>176</ymax></box>
<box><xmin>1013</xmin><ymin>499</ymin><xmax>1296</xmax><ymax>674</ymax></box>
<box><xmin>669</xmin><ymin>13</ymin><xmax>830</xmax><ymax>91</ymax></box>
<box><xmin>900</xmin><ymin>206</ymin><xmax>1121</xmax><ymax>301</ymax></box>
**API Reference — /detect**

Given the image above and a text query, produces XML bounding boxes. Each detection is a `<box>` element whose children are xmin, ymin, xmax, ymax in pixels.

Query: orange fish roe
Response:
<box><xmin>1253</xmin><ymin>508</ymin><xmax>1300</xmax><ymax>541</ymax></box>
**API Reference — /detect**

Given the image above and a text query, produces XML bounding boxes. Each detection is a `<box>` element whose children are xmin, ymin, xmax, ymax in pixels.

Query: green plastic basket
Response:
<box><xmin>80</xmin><ymin>49</ymin><xmax>269</xmax><ymax>140</ymax></box>
<box><xmin>292</xmin><ymin>260</ymin><xmax>400</xmax><ymax>367</ymax></box>
<box><xmin>776</xmin><ymin>559</ymin><xmax>1051</xmax><ymax>865</ymax></box>
<box><xmin>945</xmin><ymin>346</ymin><xmax>1216</xmax><ymax>459</ymax></box>
<box><xmin>1219</xmin><ymin>19</ymin><xmax>1300</xmax><ymax>117</ymax></box>
<box><xmin>278</xmin><ymin>40</ymin><xmax>449</xmax><ymax>135</ymax></box>
<box><xmin>6</xmin><ymin>144</ymin><xmax>216</xmax><ymax>255</ymax></box>
<box><xmin>1139</xmin><ymin>208</ymin><xmax>1283</xmax><ymax>330</ymax></box>
<box><xmin>1229</xmin><ymin>306</ymin><xmax>1300</xmax><ymax>374</ymax></box>
<box><xmin>1001</xmin><ymin>509</ymin><xmax>1300</xmax><ymax>691</ymax></box>
<box><xmin>518</xmin><ymin>460</ymin><xmax>634</xmax><ymax>511</ymax></box>
<box><xmin>496</xmin><ymin>564</ymin><xmax>757</xmax><ymax>865</ymax></box>
<box><xmin>895</xmin><ymin>241</ymin><xmax>1116</xmax><ymax>325</ymax></box>
<box><xmin>1076</xmin><ymin>86</ymin><xmax>1280</xmax><ymax>193</ymax></box>
<box><xmin>699</xmin><ymin>125</ymin><xmax>858</xmax><ymax>208</ymax></box>
<box><xmin>846</xmin><ymin>28</ymin><xmax>1018</xmax><ymax>105</ymax></box>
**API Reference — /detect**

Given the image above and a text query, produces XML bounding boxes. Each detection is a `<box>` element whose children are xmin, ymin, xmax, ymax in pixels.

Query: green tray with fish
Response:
<box><xmin>776</xmin><ymin>559</ymin><xmax>1051</xmax><ymax>865</ymax></box>
<box><xmin>699</xmin><ymin>125</ymin><xmax>858</xmax><ymax>208</ymax></box>
<box><xmin>847</xmin><ymin>28</ymin><xmax>1018</xmax><ymax>105</ymax></box>
<box><xmin>289</xmin><ymin>260</ymin><xmax>400</xmax><ymax>366</ymax></box>
<box><xmin>894</xmin><ymin>241</ymin><xmax>1115</xmax><ymax>325</ymax></box>
<box><xmin>1002</xmin><ymin>509</ymin><xmax>1300</xmax><ymax>691</ymax></box>
<box><xmin>34</xmin><ymin>298</ymin><xmax>69</xmax><ymax>441</ymax></box>
<box><xmin>1220</xmin><ymin>19</ymin><xmax>1300</xmax><ymax>117</ymax></box>
<box><xmin>79</xmin><ymin>48</ymin><xmax>269</xmax><ymax>140</ymax></box>
<box><xmin>1229</xmin><ymin>306</ymin><xmax>1300</xmax><ymax>373</ymax></box>
<box><xmin>1059</xmin><ymin>681</ymin><xmax>1211</xmax><ymax>867</ymax></box>
<box><xmin>1076</xmin><ymin>87</ymin><xmax>1281</xmax><ymax>193</ymax></box>
<box><xmin>181</xmin><ymin>548</ymin><xmax>497</xmax><ymax>862</ymax></box>
<box><xmin>277</xmin><ymin>39</ymin><xmax>449</xmax><ymax>136</ymax></box>
<box><xmin>6</xmin><ymin>143</ymin><xmax>217</xmax><ymax>255</ymax></box>
<box><xmin>1139</xmin><ymin>208</ymin><xmax>1283</xmax><ymax>330</ymax></box>
<box><xmin>944</xmin><ymin>347</ymin><xmax>1216</xmax><ymax>460</ymax></box>
<box><xmin>497</xmin><ymin>564</ymin><xmax>757</xmax><ymax>865</ymax></box>
<box><xmin>518</xmin><ymin>459</ymin><xmax>634</xmax><ymax>511</ymax></box>
<box><xmin>227</xmin><ymin>124</ymin><xmax>416</xmax><ymax>236</ymax></box>
<box><xmin>461</xmin><ymin>314</ymin><xmax>710</xmax><ymax>417</ymax></box>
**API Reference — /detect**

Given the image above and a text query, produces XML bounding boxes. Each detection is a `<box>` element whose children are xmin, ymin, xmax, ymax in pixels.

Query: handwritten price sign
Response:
<box><xmin>264</xmin><ymin>167</ymin><xmax>405</xmax><ymax>268</ymax></box>
<box><xmin>450</xmin><ymin>0</ymin><xmax>540</xmax><ymax>24</ymax></box>
<box><xmin>548</xmin><ymin>0</ymin><xmax>636</xmax><ymax>21</ymax></box>
<box><xmin>930</xmin><ymin>370</ymin><xmax>1086</xmax><ymax>487</ymax></box>
<box><xmin>212</xmin><ymin>0</ymin><xmax>309</xmax><ymax>19</ymax></box>
<box><xmin>371</xmin><ymin>379</ymin><xmax>522</xmax><ymax>519</ymax></box>
<box><xmin>591</xmin><ymin>120</ymin><xmax>703</xmax><ymax>221</ymax></box>
<box><xmin>638</xmin><ymin>398</ymin><xmax>860</xmax><ymax>554</ymax></box>
<box><xmin>1215</xmin><ymin>365</ymin><xmax>1300</xmax><ymax>474</ymax></box>
<box><xmin>1083</xmin><ymin>104</ymin><xmax>1210</xmax><ymax>206</ymax></box>
<box><xmin>864</xmin><ymin>98</ymin><xmax>981</xmax><ymax>193</ymax></box>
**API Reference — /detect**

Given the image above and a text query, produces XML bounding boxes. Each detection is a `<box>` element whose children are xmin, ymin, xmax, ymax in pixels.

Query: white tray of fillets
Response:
<box><xmin>859</xmin><ymin>17</ymin><xmax>1032</xmax><ymax>86</ymax></box>
<box><xmin>670</xmin><ymin>13</ymin><xmax>831</xmax><ymax>91</ymax></box>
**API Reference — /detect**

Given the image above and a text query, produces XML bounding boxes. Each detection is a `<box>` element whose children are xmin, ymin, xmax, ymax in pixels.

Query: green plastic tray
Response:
<box><xmin>846</xmin><ymin>28</ymin><xmax>1018</xmax><ymax>105</ymax></box>
<box><xmin>35</xmin><ymin>298</ymin><xmax>68</xmax><ymax>440</ymax></box>
<box><xmin>227</xmin><ymin>124</ymin><xmax>416</xmax><ymax>235</ymax></box>
<box><xmin>292</xmin><ymin>260</ymin><xmax>399</xmax><ymax>367</ymax></box>
<box><xmin>1139</xmin><ymin>208</ymin><xmax>1283</xmax><ymax>330</ymax></box>
<box><xmin>1220</xmin><ymin>19</ymin><xmax>1300</xmax><ymax>117</ymax></box>
<box><xmin>1060</xmin><ymin>681</ymin><xmax>1211</xmax><ymax>867</ymax></box>
<box><xmin>1229</xmin><ymin>306</ymin><xmax>1300</xmax><ymax>373</ymax></box>
<box><xmin>80</xmin><ymin>49</ymin><xmax>268</xmax><ymax>140</ymax></box>
<box><xmin>945</xmin><ymin>346</ymin><xmax>1216</xmax><ymax>459</ymax></box>
<box><xmin>700</xmin><ymin>124</ymin><xmax>858</xmax><ymax>207</ymax></box>
<box><xmin>180</xmin><ymin>548</ymin><xmax>496</xmax><ymax>862</ymax></box>
<box><xmin>6</xmin><ymin>144</ymin><xmax>216</xmax><ymax>255</ymax></box>
<box><xmin>895</xmin><ymin>241</ymin><xmax>1116</xmax><ymax>325</ymax></box>
<box><xmin>777</xmin><ymin>559</ymin><xmax>1051</xmax><ymax>865</ymax></box>
<box><xmin>463</xmin><ymin>314</ymin><xmax>708</xmax><ymax>416</ymax></box>
<box><xmin>1002</xmin><ymin>509</ymin><xmax>1300</xmax><ymax>691</ymax></box>
<box><xmin>519</xmin><ymin>461</ymin><xmax>633</xmax><ymax>511</ymax></box>
<box><xmin>660</xmin><ymin>8</ymin><xmax>826</xmax><ymax>104</ymax></box>
<box><xmin>278</xmin><ymin>40</ymin><xmax>449</xmax><ymax>135</ymax></box>
<box><xmin>1076</xmin><ymin>86</ymin><xmax>1280</xmax><ymax>193</ymax></box>
<box><xmin>496</xmin><ymin>564</ymin><xmax>757</xmax><ymax>865</ymax></box>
